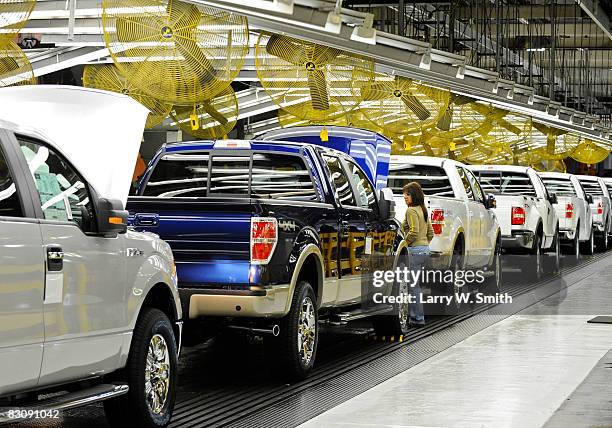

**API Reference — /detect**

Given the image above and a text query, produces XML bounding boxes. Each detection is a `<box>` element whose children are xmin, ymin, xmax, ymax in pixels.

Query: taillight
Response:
<box><xmin>251</xmin><ymin>217</ymin><xmax>278</xmax><ymax>264</ymax></box>
<box><xmin>431</xmin><ymin>209</ymin><xmax>444</xmax><ymax>235</ymax></box>
<box><xmin>565</xmin><ymin>203</ymin><xmax>574</xmax><ymax>219</ymax></box>
<box><xmin>597</xmin><ymin>202</ymin><xmax>603</xmax><ymax>215</ymax></box>
<box><xmin>511</xmin><ymin>206</ymin><xmax>526</xmax><ymax>225</ymax></box>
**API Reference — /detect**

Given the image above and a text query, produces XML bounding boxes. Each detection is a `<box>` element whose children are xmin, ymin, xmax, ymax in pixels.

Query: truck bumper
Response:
<box><xmin>559</xmin><ymin>228</ymin><xmax>576</xmax><ymax>241</ymax></box>
<box><xmin>180</xmin><ymin>285</ymin><xmax>290</xmax><ymax>319</ymax></box>
<box><xmin>593</xmin><ymin>221</ymin><xmax>606</xmax><ymax>233</ymax></box>
<box><xmin>502</xmin><ymin>231</ymin><xmax>535</xmax><ymax>251</ymax></box>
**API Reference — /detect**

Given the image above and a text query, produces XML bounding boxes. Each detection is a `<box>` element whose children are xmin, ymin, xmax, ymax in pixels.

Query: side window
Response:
<box><xmin>0</xmin><ymin>145</ymin><xmax>23</xmax><ymax>218</ymax></box>
<box><xmin>251</xmin><ymin>153</ymin><xmax>319</xmax><ymax>202</ymax></box>
<box><xmin>322</xmin><ymin>155</ymin><xmax>356</xmax><ymax>206</ymax></box>
<box><xmin>464</xmin><ymin>168</ymin><xmax>484</xmax><ymax>203</ymax></box>
<box><xmin>345</xmin><ymin>160</ymin><xmax>377</xmax><ymax>211</ymax></box>
<box><xmin>209</xmin><ymin>155</ymin><xmax>250</xmax><ymax>195</ymax></box>
<box><xmin>457</xmin><ymin>167</ymin><xmax>474</xmax><ymax>200</ymax></box>
<box><xmin>17</xmin><ymin>139</ymin><xmax>94</xmax><ymax>232</ymax></box>
<box><xmin>143</xmin><ymin>152</ymin><xmax>210</xmax><ymax>197</ymax></box>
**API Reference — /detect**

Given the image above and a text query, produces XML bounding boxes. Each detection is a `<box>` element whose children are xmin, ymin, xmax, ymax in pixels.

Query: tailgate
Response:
<box><xmin>491</xmin><ymin>195</ymin><xmax>524</xmax><ymax>235</ymax></box>
<box><xmin>127</xmin><ymin>197</ymin><xmax>252</xmax><ymax>286</ymax></box>
<box><xmin>554</xmin><ymin>196</ymin><xmax>574</xmax><ymax>230</ymax></box>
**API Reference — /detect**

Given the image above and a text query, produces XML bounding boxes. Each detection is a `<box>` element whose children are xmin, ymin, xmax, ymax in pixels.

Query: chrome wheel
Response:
<box><xmin>145</xmin><ymin>334</ymin><xmax>170</xmax><ymax>415</ymax></box>
<box><xmin>297</xmin><ymin>297</ymin><xmax>316</xmax><ymax>365</ymax></box>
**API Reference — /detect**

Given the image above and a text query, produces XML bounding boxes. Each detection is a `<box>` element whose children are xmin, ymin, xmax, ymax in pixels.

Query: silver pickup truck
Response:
<box><xmin>0</xmin><ymin>86</ymin><xmax>182</xmax><ymax>428</ymax></box>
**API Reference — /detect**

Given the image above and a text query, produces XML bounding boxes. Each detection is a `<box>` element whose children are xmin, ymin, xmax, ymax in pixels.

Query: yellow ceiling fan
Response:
<box><xmin>255</xmin><ymin>31</ymin><xmax>375</xmax><ymax>122</ymax></box>
<box><xmin>0</xmin><ymin>39</ymin><xmax>36</xmax><ymax>87</ymax></box>
<box><xmin>102</xmin><ymin>0</ymin><xmax>249</xmax><ymax>105</ymax></box>
<box><xmin>0</xmin><ymin>0</ymin><xmax>36</xmax><ymax>42</ymax></box>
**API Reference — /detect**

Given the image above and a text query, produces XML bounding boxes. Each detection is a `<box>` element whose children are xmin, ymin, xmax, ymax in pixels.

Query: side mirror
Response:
<box><xmin>96</xmin><ymin>198</ymin><xmax>128</xmax><ymax>237</ymax></box>
<box><xmin>484</xmin><ymin>194</ymin><xmax>497</xmax><ymax>209</ymax></box>
<box><xmin>549</xmin><ymin>193</ymin><xmax>558</xmax><ymax>205</ymax></box>
<box><xmin>378</xmin><ymin>188</ymin><xmax>396</xmax><ymax>221</ymax></box>
<box><xmin>586</xmin><ymin>194</ymin><xmax>593</xmax><ymax>204</ymax></box>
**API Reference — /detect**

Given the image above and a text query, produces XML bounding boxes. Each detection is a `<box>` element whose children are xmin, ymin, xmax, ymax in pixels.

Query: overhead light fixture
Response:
<box><xmin>492</xmin><ymin>80</ymin><xmax>500</xmax><ymax>94</ymax></box>
<box><xmin>419</xmin><ymin>49</ymin><xmax>431</xmax><ymax>70</ymax></box>
<box><xmin>456</xmin><ymin>63</ymin><xmax>466</xmax><ymax>79</ymax></box>
<box><xmin>350</xmin><ymin>13</ymin><xmax>376</xmax><ymax>45</ymax></box>
<box><xmin>527</xmin><ymin>92</ymin><xmax>535</xmax><ymax>105</ymax></box>
<box><xmin>506</xmin><ymin>86</ymin><xmax>514</xmax><ymax>100</ymax></box>
<box><xmin>526</xmin><ymin>48</ymin><xmax>546</xmax><ymax>52</ymax></box>
<box><xmin>324</xmin><ymin>0</ymin><xmax>342</xmax><ymax>34</ymax></box>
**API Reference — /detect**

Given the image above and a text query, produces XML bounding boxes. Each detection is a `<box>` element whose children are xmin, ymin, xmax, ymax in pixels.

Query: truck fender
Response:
<box><xmin>286</xmin><ymin>242</ymin><xmax>325</xmax><ymax>309</ymax></box>
<box><xmin>120</xmin><ymin>255</ymin><xmax>181</xmax><ymax>366</ymax></box>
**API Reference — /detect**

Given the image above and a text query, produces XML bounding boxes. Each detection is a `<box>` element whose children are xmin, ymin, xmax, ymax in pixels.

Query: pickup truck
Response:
<box><xmin>0</xmin><ymin>86</ymin><xmax>181</xmax><ymax>427</ymax></box>
<box><xmin>128</xmin><ymin>139</ymin><xmax>406</xmax><ymax>379</ymax></box>
<box><xmin>469</xmin><ymin>165</ymin><xmax>560</xmax><ymax>277</ymax></box>
<box><xmin>538</xmin><ymin>172</ymin><xmax>594</xmax><ymax>256</ymax></box>
<box><xmin>387</xmin><ymin>156</ymin><xmax>502</xmax><ymax>295</ymax></box>
<box><xmin>576</xmin><ymin>175</ymin><xmax>612</xmax><ymax>251</ymax></box>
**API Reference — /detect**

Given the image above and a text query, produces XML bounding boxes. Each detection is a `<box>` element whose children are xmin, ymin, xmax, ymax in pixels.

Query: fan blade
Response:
<box><xmin>470</xmin><ymin>103</ymin><xmax>492</xmax><ymax>116</ymax></box>
<box><xmin>311</xmin><ymin>44</ymin><xmax>343</xmax><ymax>65</ymax></box>
<box><xmin>362</xmin><ymin>82</ymin><xmax>391</xmax><ymax>101</ymax></box>
<box><xmin>0</xmin><ymin>57</ymin><xmax>19</xmax><ymax>73</ymax></box>
<box><xmin>436</xmin><ymin>106</ymin><xmax>453</xmax><ymax>131</ymax></box>
<box><xmin>201</xmin><ymin>101</ymin><xmax>229</xmax><ymax>125</ymax></box>
<box><xmin>308</xmin><ymin>69</ymin><xmax>329</xmax><ymax>111</ymax></box>
<box><xmin>401</xmin><ymin>93</ymin><xmax>430</xmax><ymax>120</ymax></box>
<box><xmin>265</xmin><ymin>34</ymin><xmax>309</xmax><ymax>66</ymax></box>
<box><xmin>498</xmin><ymin>118</ymin><xmax>522</xmax><ymax>135</ymax></box>
<box><xmin>452</xmin><ymin>94</ymin><xmax>473</xmax><ymax>106</ymax></box>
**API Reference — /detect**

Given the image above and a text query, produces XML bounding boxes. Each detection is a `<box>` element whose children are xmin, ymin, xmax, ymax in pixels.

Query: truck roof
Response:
<box><xmin>539</xmin><ymin>172</ymin><xmax>572</xmax><ymax>179</ymax></box>
<box><xmin>468</xmin><ymin>164</ymin><xmax>532</xmax><ymax>174</ymax></box>
<box><xmin>164</xmin><ymin>139</ymin><xmax>352</xmax><ymax>159</ymax></box>
<box><xmin>575</xmin><ymin>174</ymin><xmax>602</xmax><ymax>182</ymax></box>
<box><xmin>389</xmin><ymin>154</ymin><xmax>460</xmax><ymax>168</ymax></box>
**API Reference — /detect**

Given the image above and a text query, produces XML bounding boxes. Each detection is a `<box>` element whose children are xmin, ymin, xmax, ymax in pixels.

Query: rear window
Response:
<box><xmin>142</xmin><ymin>153</ymin><xmax>209</xmax><ymax>197</ymax></box>
<box><xmin>541</xmin><ymin>177</ymin><xmax>576</xmax><ymax>197</ymax></box>
<box><xmin>388</xmin><ymin>164</ymin><xmax>454</xmax><ymax>197</ymax></box>
<box><xmin>579</xmin><ymin>179</ymin><xmax>604</xmax><ymax>196</ymax></box>
<box><xmin>475</xmin><ymin>171</ymin><xmax>537</xmax><ymax>197</ymax></box>
<box><xmin>142</xmin><ymin>151</ymin><xmax>319</xmax><ymax>201</ymax></box>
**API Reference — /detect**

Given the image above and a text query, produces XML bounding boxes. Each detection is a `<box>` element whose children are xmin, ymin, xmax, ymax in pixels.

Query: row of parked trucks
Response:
<box><xmin>1</xmin><ymin>87</ymin><xmax>611</xmax><ymax>427</ymax></box>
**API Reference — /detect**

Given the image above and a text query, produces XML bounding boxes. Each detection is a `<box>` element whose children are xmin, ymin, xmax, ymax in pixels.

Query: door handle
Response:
<box><xmin>134</xmin><ymin>213</ymin><xmax>159</xmax><ymax>227</ymax></box>
<box><xmin>47</xmin><ymin>245</ymin><xmax>63</xmax><ymax>272</ymax></box>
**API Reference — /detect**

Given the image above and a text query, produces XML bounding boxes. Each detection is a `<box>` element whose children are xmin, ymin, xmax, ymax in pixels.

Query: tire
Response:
<box><xmin>483</xmin><ymin>237</ymin><xmax>502</xmax><ymax>294</ymax></box>
<box><xmin>104</xmin><ymin>308</ymin><xmax>178</xmax><ymax>428</ymax></box>
<box><xmin>544</xmin><ymin>230</ymin><xmax>560</xmax><ymax>275</ymax></box>
<box><xmin>529</xmin><ymin>232</ymin><xmax>543</xmax><ymax>280</ymax></box>
<box><xmin>581</xmin><ymin>229</ymin><xmax>595</xmax><ymax>255</ymax></box>
<box><xmin>442</xmin><ymin>242</ymin><xmax>464</xmax><ymax>315</ymax></box>
<box><xmin>569</xmin><ymin>223</ymin><xmax>580</xmax><ymax>259</ymax></box>
<box><xmin>596</xmin><ymin>223</ymin><xmax>609</xmax><ymax>252</ymax></box>
<box><xmin>268</xmin><ymin>280</ymin><xmax>318</xmax><ymax>381</ymax></box>
<box><xmin>373</xmin><ymin>256</ymin><xmax>409</xmax><ymax>337</ymax></box>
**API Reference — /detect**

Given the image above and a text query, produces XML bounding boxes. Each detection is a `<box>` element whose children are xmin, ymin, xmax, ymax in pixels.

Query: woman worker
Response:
<box><xmin>402</xmin><ymin>182</ymin><xmax>434</xmax><ymax>327</ymax></box>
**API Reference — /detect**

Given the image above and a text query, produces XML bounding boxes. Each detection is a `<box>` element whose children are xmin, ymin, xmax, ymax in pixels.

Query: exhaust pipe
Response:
<box><xmin>226</xmin><ymin>324</ymin><xmax>280</xmax><ymax>337</ymax></box>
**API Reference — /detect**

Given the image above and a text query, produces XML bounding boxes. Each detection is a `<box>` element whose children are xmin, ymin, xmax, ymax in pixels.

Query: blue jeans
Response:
<box><xmin>408</xmin><ymin>246</ymin><xmax>430</xmax><ymax>325</ymax></box>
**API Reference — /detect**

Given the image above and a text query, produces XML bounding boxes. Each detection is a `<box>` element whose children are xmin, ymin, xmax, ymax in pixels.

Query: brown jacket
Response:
<box><xmin>403</xmin><ymin>206</ymin><xmax>434</xmax><ymax>247</ymax></box>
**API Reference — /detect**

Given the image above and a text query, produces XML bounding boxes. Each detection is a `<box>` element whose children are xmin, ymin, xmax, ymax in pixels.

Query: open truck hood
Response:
<box><xmin>0</xmin><ymin>85</ymin><xmax>148</xmax><ymax>207</ymax></box>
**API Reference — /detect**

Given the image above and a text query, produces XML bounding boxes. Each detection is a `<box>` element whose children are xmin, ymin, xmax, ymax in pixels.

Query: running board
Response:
<box><xmin>0</xmin><ymin>383</ymin><xmax>128</xmax><ymax>424</ymax></box>
<box><xmin>330</xmin><ymin>306</ymin><xmax>394</xmax><ymax>324</ymax></box>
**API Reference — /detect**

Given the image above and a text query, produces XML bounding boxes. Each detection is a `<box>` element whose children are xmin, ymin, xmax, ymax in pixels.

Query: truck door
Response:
<box><xmin>457</xmin><ymin>167</ymin><xmax>480</xmax><ymax>266</ymax></box>
<box><xmin>16</xmin><ymin>138</ymin><xmax>128</xmax><ymax>386</ymax></box>
<box><xmin>464</xmin><ymin>168</ymin><xmax>492</xmax><ymax>267</ymax></box>
<box><xmin>0</xmin><ymin>134</ymin><xmax>45</xmax><ymax>395</ymax></box>
<box><xmin>321</xmin><ymin>155</ymin><xmax>367</xmax><ymax>305</ymax></box>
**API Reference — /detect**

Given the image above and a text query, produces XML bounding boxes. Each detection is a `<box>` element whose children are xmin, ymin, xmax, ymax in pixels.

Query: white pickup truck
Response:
<box><xmin>388</xmin><ymin>155</ymin><xmax>502</xmax><ymax>291</ymax></box>
<box><xmin>576</xmin><ymin>175</ymin><xmax>612</xmax><ymax>251</ymax></box>
<box><xmin>539</xmin><ymin>172</ymin><xmax>594</xmax><ymax>256</ymax></box>
<box><xmin>469</xmin><ymin>165</ymin><xmax>560</xmax><ymax>277</ymax></box>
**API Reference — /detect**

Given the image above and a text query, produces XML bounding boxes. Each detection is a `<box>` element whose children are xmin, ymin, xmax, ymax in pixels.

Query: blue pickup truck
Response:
<box><xmin>128</xmin><ymin>139</ymin><xmax>407</xmax><ymax>379</ymax></box>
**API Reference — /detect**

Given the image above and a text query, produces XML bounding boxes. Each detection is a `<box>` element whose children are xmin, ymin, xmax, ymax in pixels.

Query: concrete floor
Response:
<box><xmin>298</xmin><ymin>256</ymin><xmax>612</xmax><ymax>428</ymax></box>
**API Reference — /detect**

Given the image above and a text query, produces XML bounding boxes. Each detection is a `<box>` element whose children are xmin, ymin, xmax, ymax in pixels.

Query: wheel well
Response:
<box><xmin>296</xmin><ymin>254</ymin><xmax>322</xmax><ymax>306</ymax></box>
<box><xmin>142</xmin><ymin>283</ymin><xmax>177</xmax><ymax>327</ymax></box>
<box><xmin>454</xmin><ymin>233</ymin><xmax>465</xmax><ymax>255</ymax></box>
